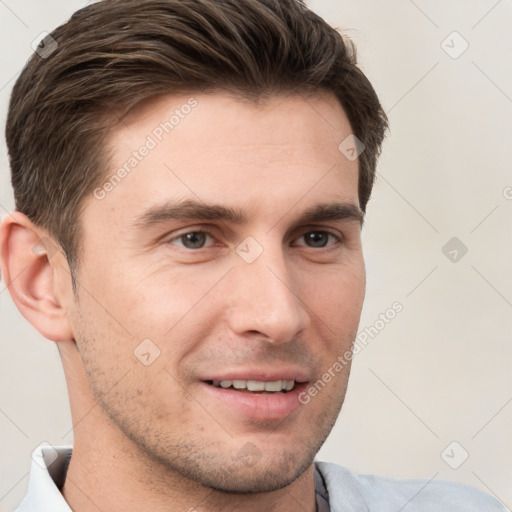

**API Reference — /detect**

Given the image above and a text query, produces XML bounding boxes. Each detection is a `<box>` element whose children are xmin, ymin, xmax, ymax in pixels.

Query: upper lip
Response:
<box><xmin>201</xmin><ymin>368</ymin><xmax>310</xmax><ymax>383</ymax></box>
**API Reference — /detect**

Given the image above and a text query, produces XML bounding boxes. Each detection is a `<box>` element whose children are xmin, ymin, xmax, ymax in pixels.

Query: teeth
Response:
<box><xmin>264</xmin><ymin>380</ymin><xmax>282</xmax><ymax>392</ymax></box>
<box><xmin>210</xmin><ymin>379</ymin><xmax>296</xmax><ymax>392</ymax></box>
<box><xmin>248</xmin><ymin>380</ymin><xmax>266</xmax><ymax>391</ymax></box>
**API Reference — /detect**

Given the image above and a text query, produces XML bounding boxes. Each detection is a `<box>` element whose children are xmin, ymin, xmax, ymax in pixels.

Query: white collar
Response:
<box><xmin>16</xmin><ymin>445</ymin><xmax>72</xmax><ymax>512</ymax></box>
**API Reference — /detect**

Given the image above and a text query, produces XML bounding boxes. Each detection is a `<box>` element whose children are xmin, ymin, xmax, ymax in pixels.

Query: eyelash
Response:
<box><xmin>167</xmin><ymin>228</ymin><xmax>343</xmax><ymax>250</ymax></box>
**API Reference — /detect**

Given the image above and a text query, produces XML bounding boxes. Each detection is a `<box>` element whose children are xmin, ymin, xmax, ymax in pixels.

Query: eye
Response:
<box><xmin>169</xmin><ymin>230</ymin><xmax>215</xmax><ymax>249</ymax></box>
<box><xmin>294</xmin><ymin>230</ymin><xmax>341</xmax><ymax>248</ymax></box>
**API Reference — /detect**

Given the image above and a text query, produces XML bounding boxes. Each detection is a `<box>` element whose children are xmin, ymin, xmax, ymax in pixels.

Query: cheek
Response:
<box><xmin>73</xmin><ymin>293</ymin><xmax>192</xmax><ymax>418</ymax></box>
<box><xmin>299</xmin><ymin>263</ymin><xmax>365</xmax><ymax>324</ymax></box>
<box><xmin>77</xmin><ymin>260</ymin><xmax>195</xmax><ymax>344</ymax></box>
<box><xmin>72</xmin><ymin>253</ymin><xmax>227</xmax><ymax>385</ymax></box>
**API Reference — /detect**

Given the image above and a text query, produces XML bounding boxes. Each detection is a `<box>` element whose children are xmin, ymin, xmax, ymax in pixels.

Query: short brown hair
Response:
<box><xmin>6</xmin><ymin>0</ymin><xmax>387</xmax><ymax>279</ymax></box>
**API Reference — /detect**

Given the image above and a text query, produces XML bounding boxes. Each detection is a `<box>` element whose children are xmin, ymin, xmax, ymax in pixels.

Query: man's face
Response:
<box><xmin>67</xmin><ymin>92</ymin><xmax>365</xmax><ymax>492</ymax></box>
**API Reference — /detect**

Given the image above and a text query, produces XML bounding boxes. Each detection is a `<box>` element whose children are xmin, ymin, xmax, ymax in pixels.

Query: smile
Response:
<box><xmin>205</xmin><ymin>379</ymin><xmax>296</xmax><ymax>393</ymax></box>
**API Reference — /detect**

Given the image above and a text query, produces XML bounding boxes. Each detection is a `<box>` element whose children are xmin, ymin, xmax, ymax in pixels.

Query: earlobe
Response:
<box><xmin>0</xmin><ymin>211</ymin><xmax>74</xmax><ymax>342</ymax></box>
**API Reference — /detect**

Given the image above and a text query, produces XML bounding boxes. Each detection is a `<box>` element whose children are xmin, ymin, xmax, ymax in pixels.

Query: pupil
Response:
<box><xmin>306</xmin><ymin>232</ymin><xmax>328</xmax><ymax>247</ymax></box>
<box><xmin>183</xmin><ymin>232</ymin><xmax>206</xmax><ymax>249</ymax></box>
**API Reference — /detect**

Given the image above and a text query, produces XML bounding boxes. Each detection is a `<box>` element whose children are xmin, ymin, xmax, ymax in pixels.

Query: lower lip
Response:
<box><xmin>200</xmin><ymin>382</ymin><xmax>309</xmax><ymax>421</ymax></box>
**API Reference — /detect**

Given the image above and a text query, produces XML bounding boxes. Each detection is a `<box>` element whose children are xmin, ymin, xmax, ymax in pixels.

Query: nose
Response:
<box><xmin>226</xmin><ymin>242</ymin><xmax>310</xmax><ymax>344</ymax></box>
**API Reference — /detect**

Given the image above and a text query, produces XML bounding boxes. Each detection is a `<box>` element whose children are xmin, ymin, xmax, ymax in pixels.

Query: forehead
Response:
<box><xmin>84</xmin><ymin>91</ymin><xmax>359</xmax><ymax>233</ymax></box>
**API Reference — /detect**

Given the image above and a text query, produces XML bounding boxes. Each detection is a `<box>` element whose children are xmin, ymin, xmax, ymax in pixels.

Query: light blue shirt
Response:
<box><xmin>16</xmin><ymin>446</ymin><xmax>507</xmax><ymax>511</ymax></box>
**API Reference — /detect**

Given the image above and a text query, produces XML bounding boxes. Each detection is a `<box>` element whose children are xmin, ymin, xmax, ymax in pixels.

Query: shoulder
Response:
<box><xmin>315</xmin><ymin>462</ymin><xmax>507</xmax><ymax>511</ymax></box>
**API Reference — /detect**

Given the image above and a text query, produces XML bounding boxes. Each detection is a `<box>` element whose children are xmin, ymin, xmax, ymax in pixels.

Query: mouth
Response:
<box><xmin>204</xmin><ymin>379</ymin><xmax>297</xmax><ymax>394</ymax></box>
<box><xmin>200</xmin><ymin>375</ymin><xmax>309</xmax><ymax>421</ymax></box>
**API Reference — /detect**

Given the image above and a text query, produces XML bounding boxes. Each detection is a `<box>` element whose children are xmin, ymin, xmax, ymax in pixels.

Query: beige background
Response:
<box><xmin>1</xmin><ymin>0</ymin><xmax>511</xmax><ymax>510</ymax></box>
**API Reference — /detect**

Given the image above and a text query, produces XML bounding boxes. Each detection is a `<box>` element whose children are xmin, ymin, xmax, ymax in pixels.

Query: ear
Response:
<box><xmin>0</xmin><ymin>211</ymin><xmax>74</xmax><ymax>342</ymax></box>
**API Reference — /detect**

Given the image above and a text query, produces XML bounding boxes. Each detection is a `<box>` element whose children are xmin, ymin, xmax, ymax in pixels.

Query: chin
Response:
<box><xmin>196</xmin><ymin>452</ymin><xmax>314</xmax><ymax>494</ymax></box>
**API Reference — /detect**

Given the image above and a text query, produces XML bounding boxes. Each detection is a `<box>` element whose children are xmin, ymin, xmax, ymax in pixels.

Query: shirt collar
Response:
<box><xmin>315</xmin><ymin>461</ymin><xmax>370</xmax><ymax>511</ymax></box>
<box><xmin>314</xmin><ymin>463</ymin><xmax>332</xmax><ymax>512</ymax></box>
<box><xmin>16</xmin><ymin>445</ymin><xmax>72</xmax><ymax>512</ymax></box>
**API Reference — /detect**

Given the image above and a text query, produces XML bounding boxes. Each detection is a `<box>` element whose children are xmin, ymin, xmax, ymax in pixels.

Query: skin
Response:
<box><xmin>0</xmin><ymin>91</ymin><xmax>365</xmax><ymax>512</ymax></box>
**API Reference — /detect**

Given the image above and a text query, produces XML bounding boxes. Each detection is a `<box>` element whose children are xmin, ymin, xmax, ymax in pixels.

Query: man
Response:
<box><xmin>0</xmin><ymin>0</ymin><xmax>506</xmax><ymax>510</ymax></box>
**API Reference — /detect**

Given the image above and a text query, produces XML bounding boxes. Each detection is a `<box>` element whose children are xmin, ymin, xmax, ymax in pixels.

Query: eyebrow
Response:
<box><xmin>133</xmin><ymin>199</ymin><xmax>247</xmax><ymax>227</ymax></box>
<box><xmin>132</xmin><ymin>198</ymin><xmax>364</xmax><ymax>229</ymax></box>
<box><xmin>294</xmin><ymin>202</ymin><xmax>364</xmax><ymax>227</ymax></box>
